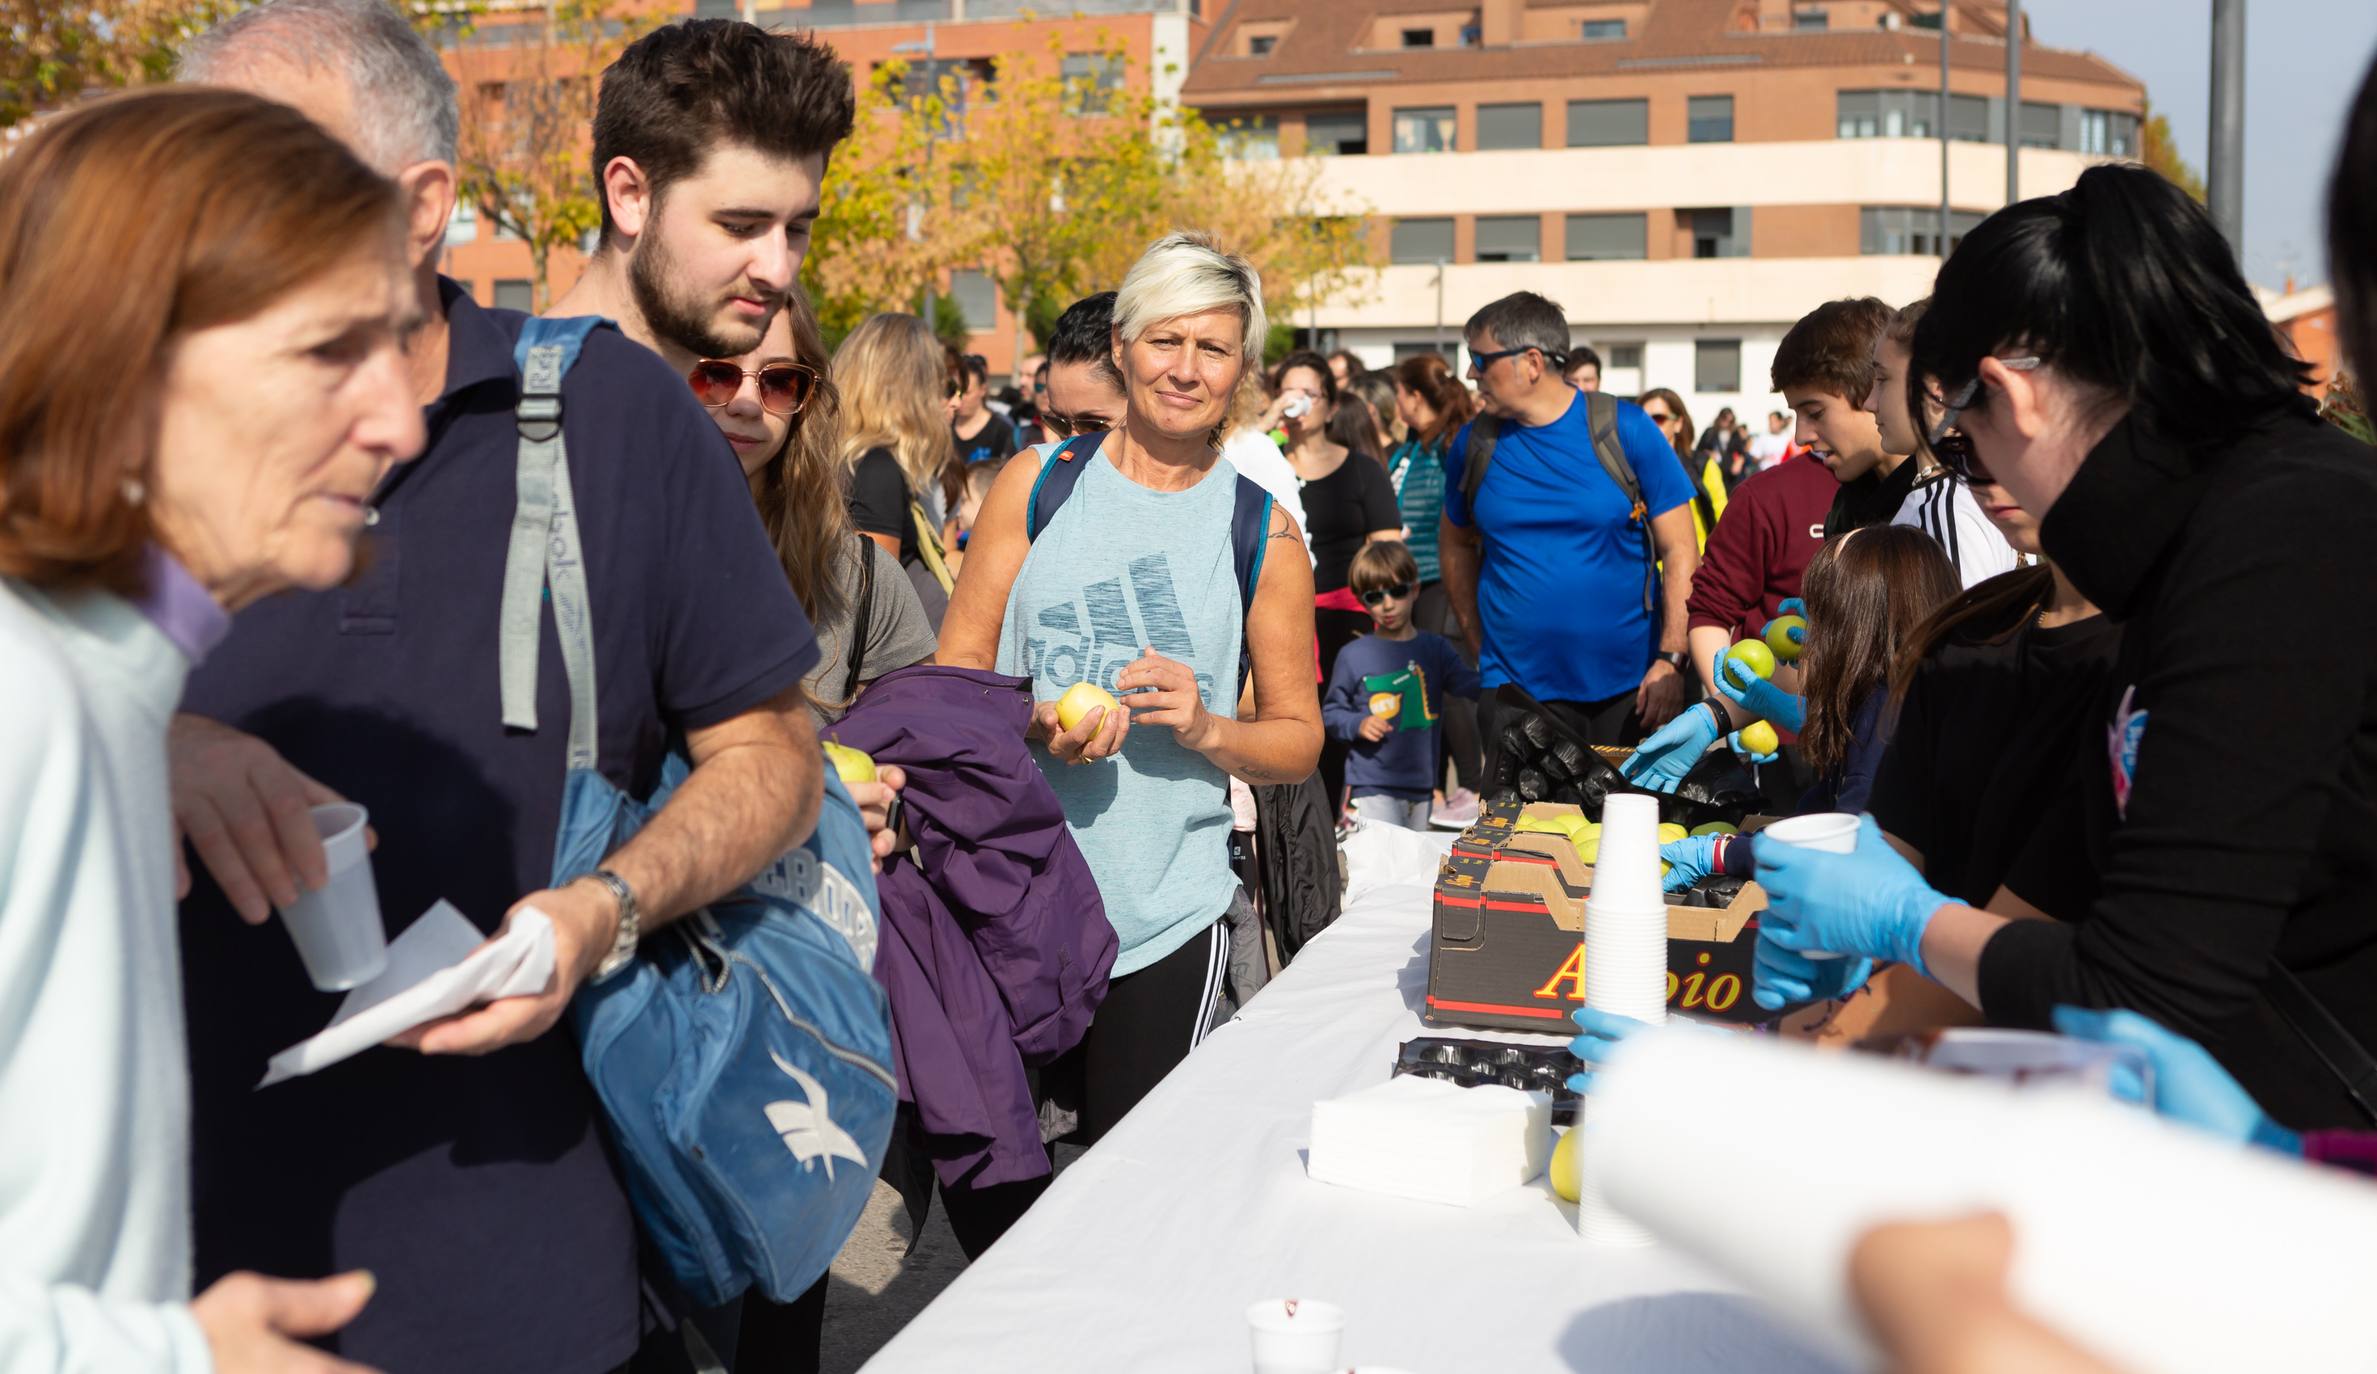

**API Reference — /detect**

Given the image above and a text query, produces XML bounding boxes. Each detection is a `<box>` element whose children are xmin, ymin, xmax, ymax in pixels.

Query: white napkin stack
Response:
<box><xmin>257</xmin><ymin>901</ymin><xmax>556</xmax><ymax>1088</ymax></box>
<box><xmin>1307</xmin><ymin>1075</ymin><xmax>1551</xmax><ymax>1207</ymax></box>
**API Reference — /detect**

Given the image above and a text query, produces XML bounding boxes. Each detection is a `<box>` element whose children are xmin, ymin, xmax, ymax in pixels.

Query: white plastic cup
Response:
<box><xmin>1590</xmin><ymin>793</ymin><xmax>1664</xmax><ymax>907</ymax></box>
<box><xmin>276</xmin><ymin>803</ymin><xmax>387</xmax><ymax>991</ymax></box>
<box><xmin>1755</xmin><ymin>812</ymin><xmax>1860</xmax><ymax>959</ymax></box>
<box><xmin>1248</xmin><ymin>1298</ymin><xmax>1344</xmax><ymax>1374</ymax></box>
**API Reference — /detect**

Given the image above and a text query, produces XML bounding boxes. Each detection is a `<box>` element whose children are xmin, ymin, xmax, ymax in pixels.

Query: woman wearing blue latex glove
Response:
<box><xmin>2051</xmin><ymin>1006</ymin><xmax>2302</xmax><ymax>1153</ymax></box>
<box><xmin>1566</xmin><ymin>1006</ymin><xmax>1655</xmax><ymax>1093</ymax></box>
<box><xmin>1618</xmin><ymin>700</ymin><xmax>1724</xmax><ymax>794</ymax></box>
<box><xmin>1715</xmin><ymin>653</ymin><xmax>1805</xmax><ymax>734</ymax></box>
<box><xmin>1752</xmin><ymin>814</ymin><xmax>1953</xmax><ymax>1006</ymax></box>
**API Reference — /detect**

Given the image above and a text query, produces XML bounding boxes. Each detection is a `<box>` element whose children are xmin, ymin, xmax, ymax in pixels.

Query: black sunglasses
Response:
<box><xmin>1931</xmin><ymin>428</ymin><xmax>1993</xmax><ymax>485</ymax></box>
<box><xmin>1359</xmin><ymin>581</ymin><xmax>1417</xmax><ymax>607</ymax></box>
<box><xmin>1044</xmin><ymin>411</ymin><xmax>1113</xmax><ymax>439</ymax></box>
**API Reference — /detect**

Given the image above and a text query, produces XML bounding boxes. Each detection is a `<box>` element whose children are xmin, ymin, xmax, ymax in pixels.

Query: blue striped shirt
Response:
<box><xmin>1389</xmin><ymin>439</ymin><xmax>1448</xmax><ymax>584</ymax></box>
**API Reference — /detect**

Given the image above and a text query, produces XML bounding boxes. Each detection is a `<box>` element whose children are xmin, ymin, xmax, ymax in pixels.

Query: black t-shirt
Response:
<box><xmin>1868</xmin><ymin>608</ymin><xmax>2122</xmax><ymax>909</ymax></box>
<box><xmin>954</xmin><ymin>411</ymin><xmax>1019</xmax><ymax>469</ymax></box>
<box><xmin>1823</xmin><ymin>455</ymin><xmax>1919</xmax><ymax>537</ymax></box>
<box><xmin>849</xmin><ymin>445</ymin><xmax>920</xmax><ymax>566</ymax></box>
<box><xmin>1300</xmin><ymin>451</ymin><xmax>1402</xmax><ymax>593</ymax></box>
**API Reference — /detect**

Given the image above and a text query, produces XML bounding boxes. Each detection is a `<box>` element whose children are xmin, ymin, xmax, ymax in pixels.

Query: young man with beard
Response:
<box><xmin>169</xmin><ymin>8</ymin><xmax>844</xmax><ymax>1371</ymax></box>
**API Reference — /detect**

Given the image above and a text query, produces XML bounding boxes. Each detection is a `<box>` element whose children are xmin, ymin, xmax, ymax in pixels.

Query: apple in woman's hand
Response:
<box><xmin>1056</xmin><ymin>681</ymin><xmax>1121</xmax><ymax>733</ymax></box>
<box><xmin>1725</xmin><ymin>639</ymin><xmax>1778</xmax><ymax>681</ymax></box>
<box><xmin>1739</xmin><ymin>720</ymin><xmax>1781</xmax><ymax>756</ymax></box>
<box><xmin>1764</xmin><ymin>615</ymin><xmax>1807</xmax><ymax>662</ymax></box>
<box><xmin>821</xmin><ymin>741</ymin><xmax>877</xmax><ymax>783</ymax></box>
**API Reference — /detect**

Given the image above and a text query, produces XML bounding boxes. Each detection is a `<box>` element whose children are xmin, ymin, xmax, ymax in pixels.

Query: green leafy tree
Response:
<box><xmin>0</xmin><ymin>0</ymin><xmax>245</xmax><ymax>129</ymax></box>
<box><xmin>447</xmin><ymin>1</ymin><xmax>655</xmax><ymax>310</ymax></box>
<box><xmin>2139</xmin><ymin>97</ymin><xmax>2205</xmax><ymax>203</ymax></box>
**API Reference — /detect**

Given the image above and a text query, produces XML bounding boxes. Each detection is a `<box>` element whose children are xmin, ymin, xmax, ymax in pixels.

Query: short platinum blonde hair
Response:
<box><xmin>1113</xmin><ymin>232</ymin><xmax>1268</xmax><ymax>362</ymax></box>
<box><xmin>180</xmin><ymin>0</ymin><xmax>459</xmax><ymax>174</ymax></box>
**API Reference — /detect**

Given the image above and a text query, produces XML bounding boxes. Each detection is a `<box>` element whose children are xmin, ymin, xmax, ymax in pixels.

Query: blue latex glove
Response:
<box><xmin>1619</xmin><ymin>702</ymin><xmax>1721</xmax><ymax>794</ymax></box>
<box><xmin>2051</xmin><ymin>1006</ymin><xmax>2304</xmax><ymax>1154</ymax></box>
<box><xmin>1752</xmin><ymin>815</ymin><xmax>1949</xmax><ymax>1000</ymax></box>
<box><xmin>1716</xmin><ymin>655</ymin><xmax>1806</xmax><ymax>734</ymax></box>
<box><xmin>1777</xmin><ymin>596</ymin><xmax>1805</xmax><ymax>620</ymax></box>
<box><xmin>1566</xmin><ymin>1006</ymin><xmax>1654</xmax><ymax>1093</ymax></box>
<box><xmin>1660</xmin><ymin>834</ymin><xmax>1721</xmax><ymax>892</ymax></box>
<box><xmin>1751</xmin><ymin>939</ymin><xmax>1874</xmax><ymax>1011</ymax></box>
<box><xmin>1727</xmin><ymin>728</ymin><xmax>1779</xmax><ymax>766</ymax></box>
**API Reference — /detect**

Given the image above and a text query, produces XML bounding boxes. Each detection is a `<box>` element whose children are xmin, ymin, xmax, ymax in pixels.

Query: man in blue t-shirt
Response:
<box><xmin>1438</xmin><ymin>292</ymin><xmax>1700</xmax><ymax>748</ymax></box>
<box><xmin>169</xmin><ymin>12</ymin><xmax>850</xmax><ymax>1372</ymax></box>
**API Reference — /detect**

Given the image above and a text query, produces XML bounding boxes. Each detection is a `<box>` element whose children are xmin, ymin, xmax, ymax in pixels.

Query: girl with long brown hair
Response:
<box><xmin>836</xmin><ymin>313</ymin><xmax>964</xmax><ymax>627</ymax></box>
<box><xmin>691</xmin><ymin>289</ymin><xmax>938</xmax><ymax>724</ymax></box>
<box><xmin>1391</xmin><ymin>352</ymin><xmax>1482</xmax><ymax>797</ymax></box>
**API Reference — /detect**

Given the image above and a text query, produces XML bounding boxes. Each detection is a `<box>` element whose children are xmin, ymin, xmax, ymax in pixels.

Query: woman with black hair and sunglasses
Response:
<box><xmin>1744</xmin><ymin>162</ymin><xmax>2377</xmax><ymax>1132</ymax></box>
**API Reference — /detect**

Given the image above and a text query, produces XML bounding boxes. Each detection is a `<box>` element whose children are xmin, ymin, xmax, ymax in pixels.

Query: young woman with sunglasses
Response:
<box><xmin>1746</xmin><ymin>163</ymin><xmax>2377</xmax><ymax>1131</ymax></box>
<box><xmin>688</xmin><ymin>289</ymin><xmax>937</xmax><ymax>725</ymax></box>
<box><xmin>1638</xmin><ymin>386</ymin><xmax>1726</xmax><ymax>552</ymax></box>
<box><xmin>834</xmin><ymin>313</ymin><xmax>964</xmax><ymax>628</ymax></box>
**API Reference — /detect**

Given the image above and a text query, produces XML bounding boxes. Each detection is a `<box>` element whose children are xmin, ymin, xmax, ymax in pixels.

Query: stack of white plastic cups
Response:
<box><xmin>1576</xmin><ymin>792</ymin><xmax>1669</xmax><ymax>1247</ymax></box>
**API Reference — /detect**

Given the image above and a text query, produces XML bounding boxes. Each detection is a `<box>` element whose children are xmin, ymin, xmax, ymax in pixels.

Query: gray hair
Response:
<box><xmin>1464</xmin><ymin>291</ymin><xmax>1570</xmax><ymax>364</ymax></box>
<box><xmin>1113</xmin><ymin>232</ymin><xmax>1268</xmax><ymax>362</ymax></box>
<box><xmin>180</xmin><ymin>0</ymin><xmax>458</xmax><ymax>173</ymax></box>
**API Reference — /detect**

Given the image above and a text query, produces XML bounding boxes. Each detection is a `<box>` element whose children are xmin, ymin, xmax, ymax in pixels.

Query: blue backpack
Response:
<box><xmin>505</xmin><ymin>315</ymin><xmax>896</xmax><ymax>1308</ymax></box>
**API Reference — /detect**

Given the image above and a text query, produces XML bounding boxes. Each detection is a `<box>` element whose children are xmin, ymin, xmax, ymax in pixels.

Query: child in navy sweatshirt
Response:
<box><xmin>1322</xmin><ymin>541</ymin><xmax>1481</xmax><ymax>830</ymax></box>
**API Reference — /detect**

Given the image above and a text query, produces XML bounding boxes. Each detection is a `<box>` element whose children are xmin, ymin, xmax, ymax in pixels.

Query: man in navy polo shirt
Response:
<box><xmin>1437</xmin><ymin>292</ymin><xmax>1700</xmax><ymax>749</ymax></box>
<box><xmin>171</xmin><ymin>7</ymin><xmax>849</xmax><ymax>1370</ymax></box>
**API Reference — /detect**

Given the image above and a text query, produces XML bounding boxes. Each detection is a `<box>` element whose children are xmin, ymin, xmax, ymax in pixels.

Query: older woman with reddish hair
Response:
<box><xmin>0</xmin><ymin>88</ymin><xmax>421</xmax><ymax>1371</ymax></box>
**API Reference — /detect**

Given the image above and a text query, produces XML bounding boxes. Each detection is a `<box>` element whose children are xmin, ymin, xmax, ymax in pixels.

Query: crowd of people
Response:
<box><xmin>3</xmin><ymin>1</ymin><xmax>2377</xmax><ymax>1371</ymax></box>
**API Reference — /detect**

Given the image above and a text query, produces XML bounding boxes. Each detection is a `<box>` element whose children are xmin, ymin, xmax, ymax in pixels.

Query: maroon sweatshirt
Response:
<box><xmin>1685</xmin><ymin>450</ymin><xmax>1837</xmax><ymax>640</ymax></box>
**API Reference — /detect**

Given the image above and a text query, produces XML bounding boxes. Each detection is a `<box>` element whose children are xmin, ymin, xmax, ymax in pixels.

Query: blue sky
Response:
<box><xmin>2024</xmin><ymin>0</ymin><xmax>2377</xmax><ymax>290</ymax></box>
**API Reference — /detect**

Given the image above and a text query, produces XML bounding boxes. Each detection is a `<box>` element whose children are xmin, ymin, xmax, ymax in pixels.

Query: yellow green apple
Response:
<box><xmin>1055</xmin><ymin>681</ymin><xmax>1120</xmax><ymax>733</ymax></box>
<box><xmin>1764</xmin><ymin>615</ymin><xmax>1807</xmax><ymax>663</ymax></box>
<box><xmin>821</xmin><ymin>741</ymin><xmax>876</xmax><ymax>784</ymax></box>
<box><xmin>1549</xmin><ymin>1126</ymin><xmax>1581</xmax><ymax>1202</ymax></box>
<box><xmin>1690</xmin><ymin>822</ymin><xmax>1738</xmax><ymax>837</ymax></box>
<box><xmin>1725</xmin><ymin>639</ymin><xmax>1778</xmax><ymax>681</ymax></box>
<box><xmin>1739</xmin><ymin>720</ymin><xmax>1781</xmax><ymax>756</ymax></box>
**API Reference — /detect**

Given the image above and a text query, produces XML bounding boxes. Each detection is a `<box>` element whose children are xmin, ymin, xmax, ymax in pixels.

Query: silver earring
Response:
<box><xmin>121</xmin><ymin>478</ymin><xmax>146</xmax><ymax>507</ymax></box>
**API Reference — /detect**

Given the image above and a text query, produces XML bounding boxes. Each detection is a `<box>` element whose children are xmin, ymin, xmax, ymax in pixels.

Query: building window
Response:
<box><xmin>1247</xmin><ymin>33</ymin><xmax>1275</xmax><ymax>56</ymax></box>
<box><xmin>1946</xmin><ymin>93</ymin><xmax>1991</xmax><ymax>143</ymax></box>
<box><xmin>1390</xmin><ymin>217</ymin><xmax>1455</xmax><ymax>264</ymax></box>
<box><xmin>1477</xmin><ymin>102</ymin><xmax>1542</xmax><ymax>151</ymax></box>
<box><xmin>1220</xmin><ymin>115</ymin><xmax>1280</xmax><ymax>160</ymax></box>
<box><xmin>2079</xmin><ymin>108</ymin><xmax>2139</xmax><ymax>157</ymax></box>
<box><xmin>1837</xmin><ymin>89</ymin><xmax>1938</xmax><ymax>139</ymax></box>
<box><xmin>1687</xmin><ymin>95</ymin><xmax>1734</xmax><ymax>143</ymax></box>
<box><xmin>1564</xmin><ymin>212</ymin><xmax>1648</xmax><ymax>261</ymax></box>
<box><xmin>1581</xmin><ymin>18</ymin><xmax>1625</xmax><ymax>40</ymax></box>
<box><xmin>493</xmin><ymin>279</ymin><xmax>534</xmax><ymax>313</ymax></box>
<box><xmin>1793</xmin><ymin>7</ymin><xmax>1829</xmax><ymax>29</ymax></box>
<box><xmin>1695</xmin><ymin>339</ymin><xmax>1742</xmax><ymax>393</ymax></box>
<box><xmin>1475</xmin><ymin>216</ymin><xmax>1541</xmax><ymax>263</ymax></box>
<box><xmin>902</xmin><ymin>57</ymin><xmax>995</xmax><ymax>117</ymax></box>
<box><xmin>445</xmin><ymin>198</ymin><xmax>478</xmax><ymax>246</ymax></box>
<box><xmin>1061</xmin><ymin>54</ymin><xmax>1124</xmax><ymax>115</ymax></box>
<box><xmin>2019</xmin><ymin>100</ymin><xmax>2063</xmax><ymax>150</ymax></box>
<box><xmin>1567</xmin><ymin>98</ymin><xmax>1649</xmax><ymax>147</ymax></box>
<box><xmin>1392</xmin><ymin>106</ymin><xmax>1456</xmax><ymax>154</ymax></box>
<box><xmin>1860</xmin><ymin>206</ymin><xmax>1987</xmax><ymax>256</ymax></box>
<box><xmin>1305</xmin><ymin>111</ymin><xmax>1368</xmax><ymax>156</ymax></box>
<box><xmin>949</xmin><ymin>269</ymin><xmax>997</xmax><ymax>331</ymax></box>
<box><xmin>1401</xmin><ymin>28</ymin><xmax>1434</xmax><ymax>48</ymax></box>
<box><xmin>1605</xmin><ymin>342</ymin><xmax>1644</xmax><ymax>370</ymax></box>
<box><xmin>1687</xmin><ymin>207</ymin><xmax>1750</xmax><ymax>259</ymax></box>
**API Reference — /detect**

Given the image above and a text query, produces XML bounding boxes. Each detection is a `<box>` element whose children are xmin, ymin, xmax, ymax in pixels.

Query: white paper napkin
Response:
<box><xmin>257</xmin><ymin>901</ymin><xmax>556</xmax><ymax>1088</ymax></box>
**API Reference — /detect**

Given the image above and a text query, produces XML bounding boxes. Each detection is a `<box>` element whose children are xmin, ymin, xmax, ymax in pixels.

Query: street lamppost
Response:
<box><xmin>893</xmin><ymin>23</ymin><xmax>940</xmax><ymax>327</ymax></box>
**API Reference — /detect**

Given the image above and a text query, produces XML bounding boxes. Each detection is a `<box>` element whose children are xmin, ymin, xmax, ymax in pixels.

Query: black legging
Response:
<box><xmin>1414</xmin><ymin>579</ymin><xmax>1482</xmax><ymax>790</ymax></box>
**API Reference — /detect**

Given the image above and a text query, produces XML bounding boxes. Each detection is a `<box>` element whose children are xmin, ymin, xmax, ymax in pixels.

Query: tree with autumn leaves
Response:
<box><xmin>803</xmin><ymin>36</ymin><xmax>1376</xmax><ymax>361</ymax></box>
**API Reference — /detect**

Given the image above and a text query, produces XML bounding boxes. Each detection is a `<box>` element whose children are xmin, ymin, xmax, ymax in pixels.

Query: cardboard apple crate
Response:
<box><xmin>1427</xmin><ymin>798</ymin><xmax>1769</xmax><ymax>1032</ymax></box>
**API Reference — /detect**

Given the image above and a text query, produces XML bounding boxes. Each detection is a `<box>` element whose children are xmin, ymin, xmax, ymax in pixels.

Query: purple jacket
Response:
<box><xmin>829</xmin><ymin>664</ymin><xmax>1115</xmax><ymax>1188</ymax></box>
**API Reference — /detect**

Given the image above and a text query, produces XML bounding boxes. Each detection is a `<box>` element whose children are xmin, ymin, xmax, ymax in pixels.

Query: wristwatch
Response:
<box><xmin>581</xmin><ymin>867</ymin><xmax>641</xmax><ymax>981</ymax></box>
<box><xmin>1660</xmin><ymin>649</ymin><xmax>1691</xmax><ymax>672</ymax></box>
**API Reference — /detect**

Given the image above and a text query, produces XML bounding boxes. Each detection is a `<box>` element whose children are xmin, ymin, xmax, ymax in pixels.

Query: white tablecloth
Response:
<box><xmin>861</xmin><ymin>825</ymin><xmax>1847</xmax><ymax>1373</ymax></box>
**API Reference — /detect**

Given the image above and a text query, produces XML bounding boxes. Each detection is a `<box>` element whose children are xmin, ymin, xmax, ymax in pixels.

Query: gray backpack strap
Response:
<box><xmin>1456</xmin><ymin>415</ymin><xmax>1501</xmax><ymax>514</ymax></box>
<box><xmin>501</xmin><ymin>316</ymin><xmax>606</xmax><ymax>772</ymax></box>
<box><xmin>1583</xmin><ymin>391</ymin><xmax>1657</xmax><ymax>617</ymax></box>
